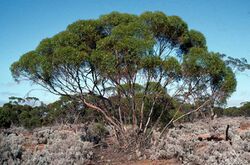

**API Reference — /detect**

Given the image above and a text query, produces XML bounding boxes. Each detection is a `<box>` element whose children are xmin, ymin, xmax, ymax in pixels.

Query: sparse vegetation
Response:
<box><xmin>215</xmin><ymin>102</ymin><xmax>250</xmax><ymax>117</ymax></box>
<box><xmin>10</xmin><ymin>12</ymin><xmax>250</xmax><ymax>146</ymax></box>
<box><xmin>1</xmin><ymin>10</ymin><xmax>250</xmax><ymax>165</ymax></box>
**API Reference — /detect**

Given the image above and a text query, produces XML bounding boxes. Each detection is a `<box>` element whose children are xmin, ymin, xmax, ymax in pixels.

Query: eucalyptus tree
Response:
<box><xmin>11</xmin><ymin>11</ymin><xmax>242</xmax><ymax>142</ymax></box>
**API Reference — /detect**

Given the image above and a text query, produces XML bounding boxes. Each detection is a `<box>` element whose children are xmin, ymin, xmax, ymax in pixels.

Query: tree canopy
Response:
<box><xmin>11</xmin><ymin>11</ymin><xmax>246</xmax><ymax>140</ymax></box>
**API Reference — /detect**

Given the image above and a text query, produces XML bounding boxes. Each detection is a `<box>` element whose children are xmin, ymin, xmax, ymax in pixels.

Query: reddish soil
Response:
<box><xmin>127</xmin><ymin>159</ymin><xmax>181</xmax><ymax>165</ymax></box>
<box><xmin>239</xmin><ymin>121</ymin><xmax>250</xmax><ymax>130</ymax></box>
<box><xmin>90</xmin><ymin>140</ymin><xmax>181</xmax><ymax>165</ymax></box>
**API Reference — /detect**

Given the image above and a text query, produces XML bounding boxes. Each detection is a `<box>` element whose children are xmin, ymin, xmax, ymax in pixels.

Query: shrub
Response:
<box><xmin>239</xmin><ymin>102</ymin><xmax>250</xmax><ymax>116</ymax></box>
<box><xmin>92</xmin><ymin>122</ymin><xmax>109</xmax><ymax>137</ymax></box>
<box><xmin>0</xmin><ymin>108</ymin><xmax>12</xmax><ymax>128</ymax></box>
<box><xmin>19</xmin><ymin>110</ymin><xmax>42</xmax><ymax>129</ymax></box>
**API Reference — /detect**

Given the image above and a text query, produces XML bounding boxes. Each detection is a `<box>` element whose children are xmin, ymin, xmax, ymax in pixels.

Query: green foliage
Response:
<box><xmin>0</xmin><ymin>95</ymin><xmax>96</xmax><ymax>129</ymax></box>
<box><xmin>223</xmin><ymin>107</ymin><xmax>242</xmax><ymax>117</ymax></box>
<box><xmin>145</xmin><ymin>82</ymin><xmax>166</xmax><ymax>95</ymax></box>
<box><xmin>0</xmin><ymin>102</ymin><xmax>40</xmax><ymax>129</ymax></box>
<box><xmin>162</xmin><ymin>57</ymin><xmax>181</xmax><ymax>79</ymax></box>
<box><xmin>0</xmin><ymin>103</ymin><xmax>21</xmax><ymax>127</ymax></box>
<box><xmin>213</xmin><ymin>102</ymin><xmax>250</xmax><ymax>117</ymax></box>
<box><xmin>182</xmin><ymin>48</ymin><xmax>237</xmax><ymax>104</ymax></box>
<box><xmin>10</xmin><ymin>11</ymin><xmax>248</xmax><ymax>133</ymax></box>
<box><xmin>180</xmin><ymin>29</ymin><xmax>207</xmax><ymax>53</ymax></box>
<box><xmin>45</xmin><ymin>96</ymin><xmax>83</xmax><ymax>123</ymax></box>
<box><xmin>225</xmin><ymin>56</ymin><xmax>250</xmax><ymax>72</ymax></box>
<box><xmin>239</xmin><ymin>102</ymin><xmax>250</xmax><ymax>116</ymax></box>
<box><xmin>140</xmin><ymin>11</ymin><xmax>188</xmax><ymax>49</ymax></box>
<box><xmin>168</xmin><ymin>109</ymin><xmax>183</xmax><ymax>121</ymax></box>
<box><xmin>22</xmin><ymin>111</ymin><xmax>41</xmax><ymax>129</ymax></box>
<box><xmin>213</xmin><ymin>107</ymin><xmax>224</xmax><ymax>117</ymax></box>
<box><xmin>0</xmin><ymin>107</ymin><xmax>13</xmax><ymax>128</ymax></box>
<box><xmin>183</xmin><ymin>48</ymin><xmax>209</xmax><ymax>77</ymax></box>
<box><xmin>145</xmin><ymin>95</ymin><xmax>175</xmax><ymax>125</ymax></box>
<box><xmin>92</xmin><ymin>122</ymin><xmax>109</xmax><ymax>138</ymax></box>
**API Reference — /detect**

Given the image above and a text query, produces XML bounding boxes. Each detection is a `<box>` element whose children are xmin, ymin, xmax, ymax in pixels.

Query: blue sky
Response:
<box><xmin>0</xmin><ymin>0</ymin><xmax>250</xmax><ymax>106</ymax></box>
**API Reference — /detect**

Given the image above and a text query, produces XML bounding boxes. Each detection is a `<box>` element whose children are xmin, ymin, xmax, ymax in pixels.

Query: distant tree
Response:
<box><xmin>9</xmin><ymin>96</ymin><xmax>25</xmax><ymax>105</ymax></box>
<box><xmin>0</xmin><ymin>102</ymin><xmax>22</xmax><ymax>127</ymax></box>
<box><xmin>11</xmin><ymin>11</ymin><xmax>245</xmax><ymax>144</ymax></box>
<box><xmin>0</xmin><ymin>97</ymin><xmax>46</xmax><ymax>129</ymax></box>
<box><xmin>46</xmin><ymin>95</ymin><xmax>87</xmax><ymax>124</ymax></box>
<box><xmin>8</xmin><ymin>96</ymin><xmax>40</xmax><ymax>106</ymax></box>
<box><xmin>238</xmin><ymin>102</ymin><xmax>250</xmax><ymax>116</ymax></box>
<box><xmin>0</xmin><ymin>107</ymin><xmax>12</xmax><ymax>128</ymax></box>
